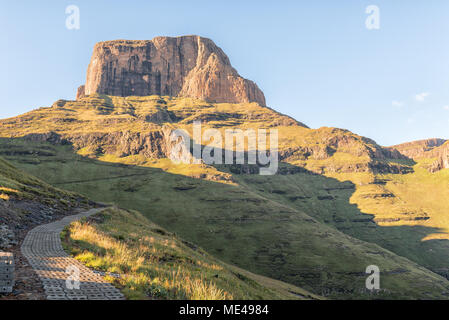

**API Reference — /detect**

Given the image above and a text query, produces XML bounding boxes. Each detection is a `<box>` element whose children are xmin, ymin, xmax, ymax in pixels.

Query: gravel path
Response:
<box><xmin>21</xmin><ymin>208</ymin><xmax>125</xmax><ymax>300</ymax></box>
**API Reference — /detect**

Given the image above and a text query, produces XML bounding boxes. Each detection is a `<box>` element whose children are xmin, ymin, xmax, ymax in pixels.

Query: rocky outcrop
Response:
<box><xmin>68</xmin><ymin>131</ymin><xmax>170</xmax><ymax>158</ymax></box>
<box><xmin>24</xmin><ymin>132</ymin><xmax>67</xmax><ymax>145</ymax></box>
<box><xmin>389</xmin><ymin>139</ymin><xmax>449</xmax><ymax>172</ymax></box>
<box><xmin>389</xmin><ymin>138</ymin><xmax>447</xmax><ymax>159</ymax></box>
<box><xmin>80</xmin><ymin>35</ymin><xmax>266</xmax><ymax>105</ymax></box>
<box><xmin>428</xmin><ymin>142</ymin><xmax>449</xmax><ymax>172</ymax></box>
<box><xmin>76</xmin><ymin>85</ymin><xmax>85</xmax><ymax>100</ymax></box>
<box><xmin>26</xmin><ymin>129</ymin><xmax>195</xmax><ymax>164</ymax></box>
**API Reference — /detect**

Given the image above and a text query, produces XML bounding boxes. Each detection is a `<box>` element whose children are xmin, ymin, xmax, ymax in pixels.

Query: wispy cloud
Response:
<box><xmin>392</xmin><ymin>100</ymin><xmax>404</xmax><ymax>107</ymax></box>
<box><xmin>443</xmin><ymin>105</ymin><xmax>449</xmax><ymax>110</ymax></box>
<box><xmin>415</xmin><ymin>92</ymin><xmax>430</xmax><ymax>102</ymax></box>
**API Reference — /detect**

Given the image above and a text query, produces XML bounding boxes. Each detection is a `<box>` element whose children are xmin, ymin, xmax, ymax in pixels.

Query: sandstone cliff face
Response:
<box><xmin>76</xmin><ymin>85</ymin><xmax>85</xmax><ymax>100</ymax></box>
<box><xmin>24</xmin><ymin>130</ymin><xmax>195</xmax><ymax>164</ymax></box>
<box><xmin>389</xmin><ymin>138</ymin><xmax>447</xmax><ymax>159</ymax></box>
<box><xmin>427</xmin><ymin>142</ymin><xmax>449</xmax><ymax>172</ymax></box>
<box><xmin>389</xmin><ymin>138</ymin><xmax>449</xmax><ymax>172</ymax></box>
<box><xmin>81</xmin><ymin>36</ymin><xmax>266</xmax><ymax>105</ymax></box>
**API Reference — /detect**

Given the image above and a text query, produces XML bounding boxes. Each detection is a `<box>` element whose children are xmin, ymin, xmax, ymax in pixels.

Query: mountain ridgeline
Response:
<box><xmin>1</xmin><ymin>36</ymin><xmax>449</xmax><ymax>299</ymax></box>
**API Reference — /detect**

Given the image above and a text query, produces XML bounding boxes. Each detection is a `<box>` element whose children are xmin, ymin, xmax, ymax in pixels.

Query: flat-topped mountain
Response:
<box><xmin>77</xmin><ymin>35</ymin><xmax>266</xmax><ymax>106</ymax></box>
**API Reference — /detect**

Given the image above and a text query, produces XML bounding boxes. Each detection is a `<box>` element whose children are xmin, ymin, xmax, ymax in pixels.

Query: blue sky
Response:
<box><xmin>1</xmin><ymin>0</ymin><xmax>449</xmax><ymax>146</ymax></box>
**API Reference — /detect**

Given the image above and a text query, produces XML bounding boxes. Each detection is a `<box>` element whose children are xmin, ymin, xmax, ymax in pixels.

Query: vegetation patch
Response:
<box><xmin>62</xmin><ymin>207</ymin><xmax>316</xmax><ymax>300</ymax></box>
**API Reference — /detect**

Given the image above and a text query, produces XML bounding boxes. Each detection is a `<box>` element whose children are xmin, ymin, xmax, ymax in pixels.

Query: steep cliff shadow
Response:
<box><xmin>228</xmin><ymin>161</ymin><xmax>449</xmax><ymax>279</ymax></box>
<box><xmin>2</xmin><ymin>136</ymin><xmax>449</xmax><ymax>298</ymax></box>
<box><xmin>183</xmin><ymin>138</ymin><xmax>449</xmax><ymax>279</ymax></box>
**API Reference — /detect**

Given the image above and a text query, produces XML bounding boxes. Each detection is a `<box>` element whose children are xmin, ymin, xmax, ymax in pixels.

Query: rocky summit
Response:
<box><xmin>77</xmin><ymin>35</ymin><xmax>266</xmax><ymax>106</ymax></box>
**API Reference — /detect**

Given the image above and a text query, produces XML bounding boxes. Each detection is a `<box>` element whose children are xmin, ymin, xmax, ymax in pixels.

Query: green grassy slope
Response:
<box><xmin>0</xmin><ymin>155</ymin><xmax>92</xmax><ymax>250</ymax></box>
<box><xmin>0</xmin><ymin>155</ymin><xmax>79</xmax><ymax>204</ymax></box>
<box><xmin>234</xmin><ymin>168</ymin><xmax>449</xmax><ymax>279</ymax></box>
<box><xmin>2</xmin><ymin>95</ymin><xmax>449</xmax><ymax>298</ymax></box>
<box><xmin>0</xmin><ymin>154</ymin><xmax>89</xmax><ymax>230</ymax></box>
<box><xmin>0</xmin><ymin>154</ymin><xmax>317</xmax><ymax>300</ymax></box>
<box><xmin>2</xmin><ymin>138</ymin><xmax>449</xmax><ymax>299</ymax></box>
<box><xmin>62</xmin><ymin>206</ymin><xmax>319</xmax><ymax>300</ymax></box>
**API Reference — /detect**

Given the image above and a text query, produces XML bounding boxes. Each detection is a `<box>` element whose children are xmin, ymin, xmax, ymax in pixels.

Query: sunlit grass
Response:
<box><xmin>63</xmin><ymin>207</ymin><xmax>310</xmax><ymax>300</ymax></box>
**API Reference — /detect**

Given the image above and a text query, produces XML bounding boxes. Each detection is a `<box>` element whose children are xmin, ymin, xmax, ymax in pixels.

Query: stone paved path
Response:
<box><xmin>21</xmin><ymin>208</ymin><xmax>125</xmax><ymax>300</ymax></box>
<box><xmin>0</xmin><ymin>252</ymin><xmax>14</xmax><ymax>293</ymax></box>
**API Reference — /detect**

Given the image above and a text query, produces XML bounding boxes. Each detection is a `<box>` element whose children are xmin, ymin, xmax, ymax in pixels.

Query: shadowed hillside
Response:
<box><xmin>0</xmin><ymin>155</ymin><xmax>317</xmax><ymax>300</ymax></box>
<box><xmin>0</xmin><ymin>156</ymin><xmax>90</xmax><ymax>249</ymax></box>
<box><xmin>2</xmin><ymin>95</ymin><xmax>449</xmax><ymax>298</ymax></box>
<box><xmin>62</xmin><ymin>206</ymin><xmax>319</xmax><ymax>300</ymax></box>
<box><xmin>1</xmin><ymin>134</ymin><xmax>449</xmax><ymax>299</ymax></box>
